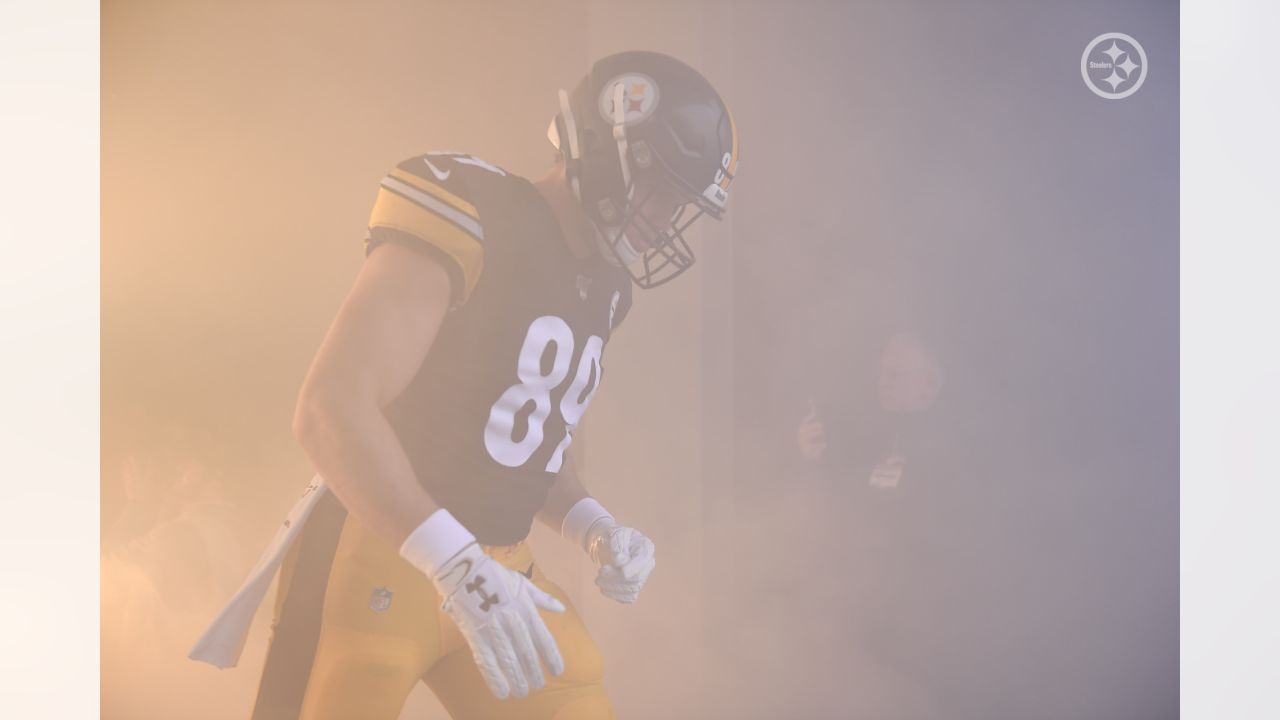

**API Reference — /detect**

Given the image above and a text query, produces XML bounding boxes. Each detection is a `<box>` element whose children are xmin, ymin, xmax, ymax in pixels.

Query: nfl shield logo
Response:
<box><xmin>369</xmin><ymin>587</ymin><xmax>393</xmax><ymax>613</ymax></box>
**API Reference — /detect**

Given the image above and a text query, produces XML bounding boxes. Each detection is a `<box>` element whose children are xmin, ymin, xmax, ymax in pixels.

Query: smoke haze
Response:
<box><xmin>102</xmin><ymin>1</ymin><xmax>1178</xmax><ymax>717</ymax></box>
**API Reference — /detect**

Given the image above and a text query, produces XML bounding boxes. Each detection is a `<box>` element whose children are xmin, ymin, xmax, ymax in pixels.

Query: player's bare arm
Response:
<box><xmin>292</xmin><ymin>241</ymin><xmax>450</xmax><ymax>547</ymax></box>
<box><xmin>295</xmin><ymin>237</ymin><xmax>568</xmax><ymax>700</ymax></box>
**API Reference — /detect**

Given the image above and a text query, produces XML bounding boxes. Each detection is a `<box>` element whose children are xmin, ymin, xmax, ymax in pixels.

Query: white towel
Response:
<box><xmin>188</xmin><ymin>475</ymin><xmax>328</xmax><ymax>669</ymax></box>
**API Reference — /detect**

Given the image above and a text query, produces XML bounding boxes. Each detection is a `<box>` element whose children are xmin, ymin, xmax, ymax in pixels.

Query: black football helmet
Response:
<box><xmin>548</xmin><ymin>51</ymin><xmax>740</xmax><ymax>288</ymax></box>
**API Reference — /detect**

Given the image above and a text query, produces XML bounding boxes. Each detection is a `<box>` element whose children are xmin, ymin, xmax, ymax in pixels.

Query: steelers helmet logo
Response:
<box><xmin>599</xmin><ymin>73</ymin><xmax>659</xmax><ymax>126</ymax></box>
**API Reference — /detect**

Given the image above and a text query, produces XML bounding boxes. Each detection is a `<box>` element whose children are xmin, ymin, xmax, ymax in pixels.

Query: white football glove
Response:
<box><xmin>402</xmin><ymin>510</ymin><xmax>565</xmax><ymax>700</ymax></box>
<box><xmin>586</xmin><ymin>521</ymin><xmax>656</xmax><ymax>604</ymax></box>
<box><xmin>561</xmin><ymin>498</ymin><xmax>656</xmax><ymax>604</ymax></box>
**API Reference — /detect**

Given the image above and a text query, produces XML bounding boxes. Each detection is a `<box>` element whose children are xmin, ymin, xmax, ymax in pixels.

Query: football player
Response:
<box><xmin>248</xmin><ymin>51</ymin><xmax>738</xmax><ymax>719</ymax></box>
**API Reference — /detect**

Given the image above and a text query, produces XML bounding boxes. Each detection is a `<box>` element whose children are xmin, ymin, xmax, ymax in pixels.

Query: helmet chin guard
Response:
<box><xmin>548</xmin><ymin>51</ymin><xmax>739</xmax><ymax>289</ymax></box>
<box><xmin>593</xmin><ymin>226</ymin><xmax>644</xmax><ymax>268</ymax></box>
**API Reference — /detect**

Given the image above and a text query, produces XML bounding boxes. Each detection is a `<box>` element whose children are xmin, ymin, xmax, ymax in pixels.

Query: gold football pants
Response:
<box><xmin>263</xmin><ymin>513</ymin><xmax>613</xmax><ymax>720</ymax></box>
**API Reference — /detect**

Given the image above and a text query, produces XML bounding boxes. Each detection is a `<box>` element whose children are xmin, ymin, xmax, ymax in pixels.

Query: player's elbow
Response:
<box><xmin>292</xmin><ymin>380</ymin><xmax>361</xmax><ymax>452</ymax></box>
<box><xmin>291</xmin><ymin>387</ymin><xmax>328</xmax><ymax>452</ymax></box>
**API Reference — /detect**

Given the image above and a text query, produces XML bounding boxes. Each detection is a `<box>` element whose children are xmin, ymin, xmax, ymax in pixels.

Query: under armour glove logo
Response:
<box><xmin>426</xmin><ymin>542</ymin><xmax>566</xmax><ymax>699</ymax></box>
<box><xmin>466</xmin><ymin>574</ymin><xmax>500</xmax><ymax>612</ymax></box>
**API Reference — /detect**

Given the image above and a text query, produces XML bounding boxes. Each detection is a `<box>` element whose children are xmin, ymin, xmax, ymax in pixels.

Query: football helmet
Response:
<box><xmin>548</xmin><ymin>50</ymin><xmax>740</xmax><ymax>288</ymax></box>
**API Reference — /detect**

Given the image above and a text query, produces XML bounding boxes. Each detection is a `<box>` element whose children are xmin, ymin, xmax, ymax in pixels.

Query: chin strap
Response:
<box><xmin>592</xmin><ymin>81</ymin><xmax>646</xmax><ymax>268</ymax></box>
<box><xmin>611</xmin><ymin>82</ymin><xmax>632</xmax><ymax>194</ymax></box>
<box><xmin>550</xmin><ymin>82</ymin><xmax>644</xmax><ymax>271</ymax></box>
<box><xmin>593</xmin><ymin>224</ymin><xmax>643</xmax><ymax>268</ymax></box>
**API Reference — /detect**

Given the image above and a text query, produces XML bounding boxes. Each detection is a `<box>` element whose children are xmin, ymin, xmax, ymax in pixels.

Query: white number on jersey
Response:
<box><xmin>484</xmin><ymin>316</ymin><xmax>603</xmax><ymax>471</ymax></box>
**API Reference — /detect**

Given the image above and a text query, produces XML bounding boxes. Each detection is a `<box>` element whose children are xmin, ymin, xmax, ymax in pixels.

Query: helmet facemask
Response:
<box><xmin>592</xmin><ymin>166</ymin><xmax>707</xmax><ymax>289</ymax></box>
<box><xmin>585</xmin><ymin>81</ymin><xmax>719</xmax><ymax>288</ymax></box>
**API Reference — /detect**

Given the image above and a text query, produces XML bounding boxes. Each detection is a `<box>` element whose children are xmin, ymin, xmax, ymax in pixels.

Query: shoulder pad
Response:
<box><xmin>366</xmin><ymin>152</ymin><xmax>493</xmax><ymax>304</ymax></box>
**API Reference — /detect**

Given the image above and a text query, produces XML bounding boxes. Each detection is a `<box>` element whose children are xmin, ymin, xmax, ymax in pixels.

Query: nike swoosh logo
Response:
<box><xmin>424</xmin><ymin>157</ymin><xmax>451</xmax><ymax>181</ymax></box>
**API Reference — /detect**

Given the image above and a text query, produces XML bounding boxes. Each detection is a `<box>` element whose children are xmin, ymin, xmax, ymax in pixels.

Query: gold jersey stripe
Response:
<box><xmin>389</xmin><ymin>167</ymin><xmax>479</xmax><ymax>220</ymax></box>
<box><xmin>368</xmin><ymin>188</ymin><xmax>484</xmax><ymax>302</ymax></box>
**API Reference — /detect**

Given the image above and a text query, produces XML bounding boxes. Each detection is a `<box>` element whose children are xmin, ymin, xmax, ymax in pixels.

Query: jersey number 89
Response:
<box><xmin>483</xmin><ymin>316</ymin><xmax>602</xmax><ymax>473</ymax></box>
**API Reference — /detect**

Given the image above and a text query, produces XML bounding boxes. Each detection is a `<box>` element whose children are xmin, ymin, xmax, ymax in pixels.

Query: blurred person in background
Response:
<box><xmin>763</xmin><ymin>329</ymin><xmax>955</xmax><ymax>716</ymax></box>
<box><xmin>795</xmin><ymin>329</ymin><xmax>944</xmax><ymax>478</ymax></box>
<box><xmin>727</xmin><ymin>214</ymin><xmax>990</xmax><ymax>716</ymax></box>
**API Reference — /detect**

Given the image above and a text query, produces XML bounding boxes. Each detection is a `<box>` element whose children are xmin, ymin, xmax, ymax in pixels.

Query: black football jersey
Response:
<box><xmin>364</xmin><ymin>151</ymin><xmax>633</xmax><ymax>545</ymax></box>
